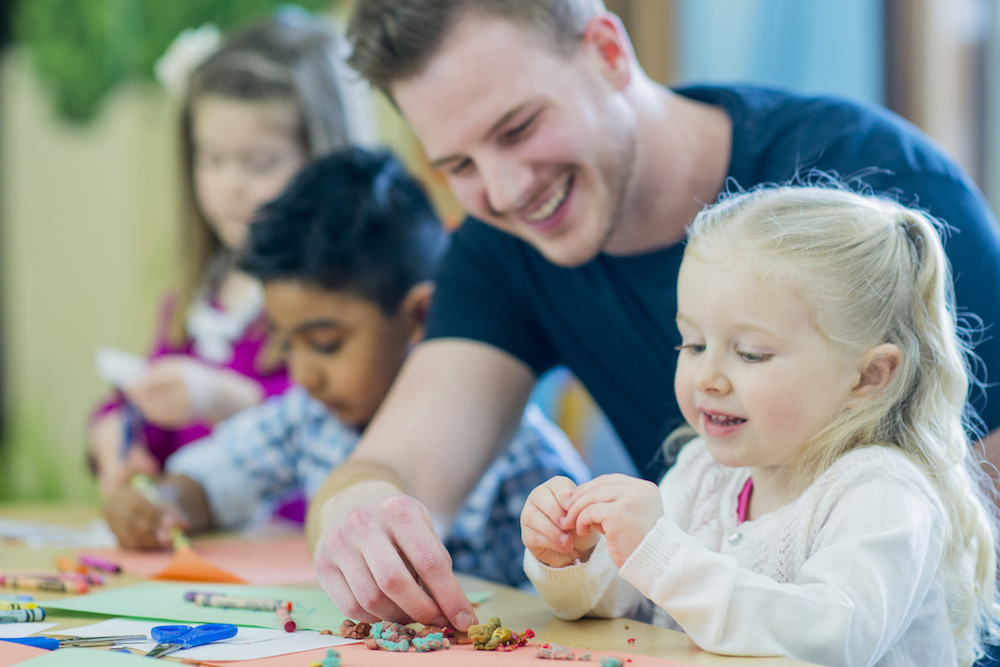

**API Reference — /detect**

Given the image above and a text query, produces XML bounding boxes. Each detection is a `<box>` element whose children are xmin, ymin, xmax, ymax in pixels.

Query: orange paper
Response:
<box><xmin>0</xmin><ymin>641</ymin><xmax>49</xmax><ymax>666</ymax></box>
<box><xmin>81</xmin><ymin>535</ymin><xmax>314</xmax><ymax>585</ymax></box>
<box><xmin>152</xmin><ymin>544</ymin><xmax>247</xmax><ymax>584</ymax></box>
<box><xmin>200</xmin><ymin>641</ymin><xmax>701</xmax><ymax>667</ymax></box>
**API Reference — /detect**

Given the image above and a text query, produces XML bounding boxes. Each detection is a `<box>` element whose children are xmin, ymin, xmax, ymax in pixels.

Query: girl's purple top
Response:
<box><xmin>91</xmin><ymin>294</ymin><xmax>291</xmax><ymax>467</ymax></box>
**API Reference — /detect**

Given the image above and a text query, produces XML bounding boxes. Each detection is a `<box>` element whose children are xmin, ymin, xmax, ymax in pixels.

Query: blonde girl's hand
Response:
<box><xmin>521</xmin><ymin>476</ymin><xmax>600</xmax><ymax>568</ymax></box>
<box><xmin>562</xmin><ymin>474</ymin><xmax>664</xmax><ymax>568</ymax></box>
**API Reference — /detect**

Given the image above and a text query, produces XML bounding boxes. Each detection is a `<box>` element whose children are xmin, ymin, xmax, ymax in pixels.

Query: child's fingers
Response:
<box><xmin>521</xmin><ymin>495</ymin><xmax>572</xmax><ymax>553</ymax></box>
<box><xmin>103</xmin><ymin>491</ymin><xmax>165</xmax><ymax>550</ymax></box>
<box><xmin>545</xmin><ymin>475</ymin><xmax>579</xmax><ymax>511</ymax></box>
<box><xmin>562</xmin><ymin>478</ymin><xmax>630</xmax><ymax>532</ymax></box>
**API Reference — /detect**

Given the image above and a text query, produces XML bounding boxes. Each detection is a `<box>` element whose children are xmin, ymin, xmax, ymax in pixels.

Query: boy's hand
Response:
<box><xmin>521</xmin><ymin>476</ymin><xmax>599</xmax><ymax>568</ymax></box>
<box><xmin>102</xmin><ymin>483</ymin><xmax>189</xmax><ymax>551</ymax></box>
<box><xmin>562</xmin><ymin>474</ymin><xmax>664</xmax><ymax>568</ymax></box>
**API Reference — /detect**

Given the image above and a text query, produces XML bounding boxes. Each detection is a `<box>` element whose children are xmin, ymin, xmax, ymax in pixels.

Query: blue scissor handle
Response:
<box><xmin>152</xmin><ymin>623</ymin><xmax>237</xmax><ymax>648</ymax></box>
<box><xmin>0</xmin><ymin>637</ymin><xmax>60</xmax><ymax>650</ymax></box>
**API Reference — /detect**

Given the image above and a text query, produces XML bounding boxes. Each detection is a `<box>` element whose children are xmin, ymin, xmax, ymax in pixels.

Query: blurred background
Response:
<box><xmin>0</xmin><ymin>0</ymin><xmax>996</xmax><ymax>502</ymax></box>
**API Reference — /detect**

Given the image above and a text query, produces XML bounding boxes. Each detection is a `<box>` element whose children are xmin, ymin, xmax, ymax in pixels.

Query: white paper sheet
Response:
<box><xmin>66</xmin><ymin>618</ymin><xmax>358</xmax><ymax>660</ymax></box>
<box><xmin>0</xmin><ymin>622</ymin><xmax>58</xmax><ymax>638</ymax></box>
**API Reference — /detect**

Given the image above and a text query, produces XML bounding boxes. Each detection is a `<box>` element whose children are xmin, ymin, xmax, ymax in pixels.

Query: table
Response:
<box><xmin>0</xmin><ymin>503</ymin><xmax>815</xmax><ymax>666</ymax></box>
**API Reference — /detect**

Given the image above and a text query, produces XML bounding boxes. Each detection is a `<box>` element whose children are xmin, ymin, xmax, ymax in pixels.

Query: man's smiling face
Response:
<box><xmin>393</xmin><ymin>12</ymin><xmax>637</xmax><ymax>267</ymax></box>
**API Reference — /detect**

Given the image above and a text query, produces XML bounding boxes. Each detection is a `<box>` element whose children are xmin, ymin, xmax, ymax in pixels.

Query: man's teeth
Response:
<box><xmin>525</xmin><ymin>177</ymin><xmax>570</xmax><ymax>222</ymax></box>
<box><xmin>708</xmin><ymin>414</ymin><xmax>745</xmax><ymax>426</ymax></box>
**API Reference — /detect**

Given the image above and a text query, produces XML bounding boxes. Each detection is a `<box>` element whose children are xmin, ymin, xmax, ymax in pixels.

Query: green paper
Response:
<box><xmin>466</xmin><ymin>589</ymin><xmax>494</xmax><ymax>605</ymax></box>
<box><xmin>18</xmin><ymin>647</ymin><xmax>150</xmax><ymax>665</ymax></box>
<box><xmin>41</xmin><ymin>582</ymin><xmax>348</xmax><ymax>631</ymax></box>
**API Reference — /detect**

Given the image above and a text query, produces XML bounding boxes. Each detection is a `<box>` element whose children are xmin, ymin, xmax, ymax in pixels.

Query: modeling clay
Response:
<box><xmin>468</xmin><ymin>616</ymin><xmax>502</xmax><ymax>649</ymax></box>
<box><xmin>339</xmin><ymin>619</ymin><xmax>372</xmax><ymax>639</ymax></box>
<box><xmin>599</xmin><ymin>658</ymin><xmax>623</xmax><ymax>667</ymax></box>
<box><xmin>307</xmin><ymin>648</ymin><xmax>342</xmax><ymax>667</ymax></box>
<box><xmin>536</xmin><ymin>642</ymin><xmax>576</xmax><ymax>660</ymax></box>
<box><xmin>413</xmin><ymin>632</ymin><xmax>451</xmax><ymax>652</ymax></box>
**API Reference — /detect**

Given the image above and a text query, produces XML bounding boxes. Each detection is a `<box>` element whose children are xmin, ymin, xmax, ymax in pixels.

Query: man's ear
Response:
<box><xmin>399</xmin><ymin>281</ymin><xmax>435</xmax><ymax>346</ymax></box>
<box><xmin>581</xmin><ymin>14</ymin><xmax>633</xmax><ymax>90</ymax></box>
<box><xmin>852</xmin><ymin>343</ymin><xmax>901</xmax><ymax>400</ymax></box>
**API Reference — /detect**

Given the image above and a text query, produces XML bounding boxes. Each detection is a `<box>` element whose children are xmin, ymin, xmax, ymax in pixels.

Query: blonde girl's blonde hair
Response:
<box><xmin>169</xmin><ymin>16</ymin><xmax>352</xmax><ymax>345</ymax></box>
<box><xmin>683</xmin><ymin>185</ymin><xmax>999</xmax><ymax>664</ymax></box>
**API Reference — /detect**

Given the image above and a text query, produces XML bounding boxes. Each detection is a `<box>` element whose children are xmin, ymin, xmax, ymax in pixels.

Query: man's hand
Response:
<box><xmin>312</xmin><ymin>484</ymin><xmax>478</xmax><ymax>631</ymax></box>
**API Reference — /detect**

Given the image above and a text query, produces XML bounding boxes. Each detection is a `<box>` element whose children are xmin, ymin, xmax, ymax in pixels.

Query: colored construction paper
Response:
<box><xmin>0</xmin><ymin>641</ymin><xmax>48</xmax><ymax>667</ymax></box>
<box><xmin>67</xmin><ymin>618</ymin><xmax>357</xmax><ymax>660</ymax></box>
<box><xmin>0</xmin><ymin>622</ymin><xmax>57</xmax><ymax>638</ymax></box>
<box><xmin>41</xmin><ymin>582</ymin><xmax>347</xmax><ymax>632</ymax></box>
<box><xmin>200</xmin><ymin>640</ymin><xmax>704</xmax><ymax>667</ymax></box>
<box><xmin>466</xmin><ymin>589</ymin><xmax>494</xmax><ymax>605</ymax></box>
<box><xmin>14</xmin><ymin>647</ymin><xmax>150</xmax><ymax>666</ymax></box>
<box><xmin>151</xmin><ymin>543</ymin><xmax>247</xmax><ymax>583</ymax></box>
<box><xmin>80</xmin><ymin>535</ymin><xmax>315</xmax><ymax>585</ymax></box>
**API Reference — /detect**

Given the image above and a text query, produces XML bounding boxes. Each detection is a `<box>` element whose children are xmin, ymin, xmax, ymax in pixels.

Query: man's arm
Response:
<box><xmin>308</xmin><ymin>338</ymin><xmax>536</xmax><ymax>630</ymax></box>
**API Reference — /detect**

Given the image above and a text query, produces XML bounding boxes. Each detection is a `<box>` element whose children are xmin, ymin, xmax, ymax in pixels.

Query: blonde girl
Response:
<box><xmin>521</xmin><ymin>186</ymin><xmax>999</xmax><ymax>666</ymax></box>
<box><xmin>89</xmin><ymin>14</ymin><xmax>358</xmax><ymax>507</ymax></box>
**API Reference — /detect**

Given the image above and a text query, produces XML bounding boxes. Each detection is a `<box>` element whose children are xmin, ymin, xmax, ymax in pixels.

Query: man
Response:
<box><xmin>308</xmin><ymin>0</ymin><xmax>1000</xmax><ymax>633</ymax></box>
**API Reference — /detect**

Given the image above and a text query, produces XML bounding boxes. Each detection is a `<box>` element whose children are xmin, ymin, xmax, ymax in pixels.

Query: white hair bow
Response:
<box><xmin>154</xmin><ymin>24</ymin><xmax>222</xmax><ymax>97</ymax></box>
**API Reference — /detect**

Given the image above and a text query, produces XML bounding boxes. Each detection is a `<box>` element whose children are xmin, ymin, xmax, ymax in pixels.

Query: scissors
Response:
<box><xmin>146</xmin><ymin>623</ymin><xmax>238</xmax><ymax>658</ymax></box>
<box><xmin>1</xmin><ymin>635</ymin><xmax>148</xmax><ymax>650</ymax></box>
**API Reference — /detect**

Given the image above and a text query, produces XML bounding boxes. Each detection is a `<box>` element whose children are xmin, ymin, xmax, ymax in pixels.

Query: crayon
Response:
<box><xmin>55</xmin><ymin>557</ymin><xmax>86</xmax><ymax>574</ymax></box>
<box><xmin>79</xmin><ymin>555</ymin><xmax>121</xmax><ymax>573</ymax></box>
<box><xmin>276</xmin><ymin>605</ymin><xmax>296</xmax><ymax>632</ymax></box>
<box><xmin>0</xmin><ymin>602</ymin><xmax>37</xmax><ymax>610</ymax></box>
<box><xmin>0</xmin><ymin>608</ymin><xmax>46</xmax><ymax>623</ymax></box>
<box><xmin>0</xmin><ymin>576</ymin><xmax>88</xmax><ymax>594</ymax></box>
<box><xmin>6</xmin><ymin>573</ymin><xmax>104</xmax><ymax>586</ymax></box>
<box><xmin>184</xmin><ymin>592</ymin><xmax>292</xmax><ymax>611</ymax></box>
<box><xmin>0</xmin><ymin>594</ymin><xmax>33</xmax><ymax>602</ymax></box>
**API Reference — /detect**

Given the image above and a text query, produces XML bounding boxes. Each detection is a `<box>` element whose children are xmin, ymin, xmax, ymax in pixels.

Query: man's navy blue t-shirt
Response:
<box><xmin>425</xmin><ymin>85</ymin><xmax>1000</xmax><ymax>480</ymax></box>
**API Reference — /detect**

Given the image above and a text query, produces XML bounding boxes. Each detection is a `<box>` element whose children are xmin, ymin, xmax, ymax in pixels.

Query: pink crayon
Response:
<box><xmin>79</xmin><ymin>555</ymin><xmax>121</xmax><ymax>573</ymax></box>
<box><xmin>276</xmin><ymin>605</ymin><xmax>296</xmax><ymax>632</ymax></box>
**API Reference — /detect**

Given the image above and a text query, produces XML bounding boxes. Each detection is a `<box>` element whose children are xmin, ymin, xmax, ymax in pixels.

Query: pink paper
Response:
<box><xmin>200</xmin><ymin>641</ymin><xmax>701</xmax><ymax>666</ymax></box>
<box><xmin>81</xmin><ymin>535</ymin><xmax>315</xmax><ymax>585</ymax></box>
<box><xmin>0</xmin><ymin>641</ymin><xmax>49</xmax><ymax>666</ymax></box>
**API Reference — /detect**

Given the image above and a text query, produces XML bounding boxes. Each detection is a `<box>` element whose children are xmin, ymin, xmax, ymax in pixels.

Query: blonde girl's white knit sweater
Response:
<box><xmin>526</xmin><ymin>439</ymin><xmax>965</xmax><ymax>667</ymax></box>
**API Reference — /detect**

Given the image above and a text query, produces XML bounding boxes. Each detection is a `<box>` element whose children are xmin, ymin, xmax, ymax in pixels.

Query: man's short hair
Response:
<box><xmin>347</xmin><ymin>0</ymin><xmax>606</xmax><ymax>95</ymax></box>
<box><xmin>240</xmin><ymin>147</ymin><xmax>448</xmax><ymax>315</ymax></box>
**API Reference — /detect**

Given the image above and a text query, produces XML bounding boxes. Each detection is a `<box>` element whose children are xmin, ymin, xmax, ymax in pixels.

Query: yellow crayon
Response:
<box><xmin>0</xmin><ymin>602</ymin><xmax>37</xmax><ymax>610</ymax></box>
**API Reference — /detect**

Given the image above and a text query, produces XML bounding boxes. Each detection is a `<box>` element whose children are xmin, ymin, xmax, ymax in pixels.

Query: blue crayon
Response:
<box><xmin>0</xmin><ymin>594</ymin><xmax>33</xmax><ymax>602</ymax></box>
<box><xmin>0</xmin><ymin>608</ymin><xmax>46</xmax><ymax>623</ymax></box>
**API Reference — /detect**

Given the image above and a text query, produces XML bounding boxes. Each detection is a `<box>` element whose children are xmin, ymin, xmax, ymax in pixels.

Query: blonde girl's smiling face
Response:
<box><xmin>192</xmin><ymin>95</ymin><xmax>309</xmax><ymax>249</ymax></box>
<box><xmin>674</xmin><ymin>255</ymin><xmax>863</xmax><ymax>477</ymax></box>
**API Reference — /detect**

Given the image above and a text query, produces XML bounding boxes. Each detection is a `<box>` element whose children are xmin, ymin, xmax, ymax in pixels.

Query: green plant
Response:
<box><xmin>13</xmin><ymin>0</ymin><xmax>335</xmax><ymax>123</ymax></box>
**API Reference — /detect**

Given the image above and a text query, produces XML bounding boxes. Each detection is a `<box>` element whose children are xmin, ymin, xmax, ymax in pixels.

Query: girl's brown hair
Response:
<box><xmin>169</xmin><ymin>16</ymin><xmax>352</xmax><ymax>345</ymax></box>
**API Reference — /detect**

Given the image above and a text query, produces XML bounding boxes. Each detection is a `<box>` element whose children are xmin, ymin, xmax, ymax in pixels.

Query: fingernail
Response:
<box><xmin>454</xmin><ymin>611</ymin><xmax>475</xmax><ymax>631</ymax></box>
<box><xmin>558</xmin><ymin>516</ymin><xmax>567</xmax><ymax>529</ymax></box>
<box><xmin>559</xmin><ymin>533</ymin><xmax>570</xmax><ymax>546</ymax></box>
